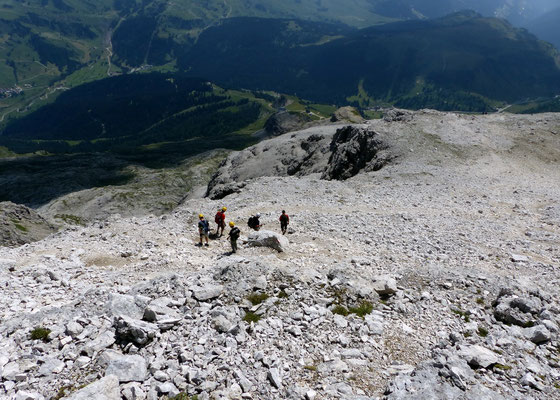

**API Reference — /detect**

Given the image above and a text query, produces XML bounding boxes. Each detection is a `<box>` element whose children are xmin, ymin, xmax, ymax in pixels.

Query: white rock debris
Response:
<box><xmin>1</xmin><ymin>109</ymin><xmax>560</xmax><ymax>399</ymax></box>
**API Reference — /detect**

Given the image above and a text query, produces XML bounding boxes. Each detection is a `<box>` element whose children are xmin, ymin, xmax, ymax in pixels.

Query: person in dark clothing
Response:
<box><xmin>247</xmin><ymin>213</ymin><xmax>261</xmax><ymax>231</ymax></box>
<box><xmin>197</xmin><ymin>214</ymin><xmax>209</xmax><ymax>246</ymax></box>
<box><xmin>227</xmin><ymin>221</ymin><xmax>241</xmax><ymax>253</ymax></box>
<box><xmin>279</xmin><ymin>210</ymin><xmax>289</xmax><ymax>235</ymax></box>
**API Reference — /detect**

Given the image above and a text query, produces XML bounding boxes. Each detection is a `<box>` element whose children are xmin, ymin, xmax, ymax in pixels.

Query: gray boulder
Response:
<box><xmin>83</xmin><ymin>330</ymin><xmax>116</xmax><ymax>357</ymax></box>
<box><xmin>143</xmin><ymin>299</ymin><xmax>180</xmax><ymax>323</ymax></box>
<box><xmin>192</xmin><ymin>284</ymin><xmax>223</xmax><ymax>301</ymax></box>
<box><xmin>114</xmin><ymin>316</ymin><xmax>158</xmax><ymax>345</ymax></box>
<box><xmin>247</xmin><ymin>230</ymin><xmax>289</xmax><ymax>252</ymax></box>
<box><xmin>524</xmin><ymin>325</ymin><xmax>551</xmax><ymax>344</ymax></box>
<box><xmin>106</xmin><ymin>294</ymin><xmax>145</xmax><ymax>319</ymax></box>
<box><xmin>372</xmin><ymin>275</ymin><xmax>398</xmax><ymax>296</ymax></box>
<box><xmin>105</xmin><ymin>354</ymin><xmax>147</xmax><ymax>383</ymax></box>
<box><xmin>458</xmin><ymin>345</ymin><xmax>500</xmax><ymax>369</ymax></box>
<box><xmin>64</xmin><ymin>375</ymin><xmax>120</xmax><ymax>400</ymax></box>
<box><xmin>494</xmin><ymin>295</ymin><xmax>538</xmax><ymax>327</ymax></box>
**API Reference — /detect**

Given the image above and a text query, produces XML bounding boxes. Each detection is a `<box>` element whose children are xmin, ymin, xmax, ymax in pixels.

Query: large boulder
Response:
<box><xmin>106</xmin><ymin>294</ymin><xmax>145</xmax><ymax>320</ymax></box>
<box><xmin>247</xmin><ymin>230</ymin><xmax>289</xmax><ymax>252</ymax></box>
<box><xmin>372</xmin><ymin>275</ymin><xmax>398</xmax><ymax>296</ymax></box>
<box><xmin>103</xmin><ymin>353</ymin><xmax>148</xmax><ymax>383</ymax></box>
<box><xmin>114</xmin><ymin>316</ymin><xmax>158</xmax><ymax>346</ymax></box>
<box><xmin>322</xmin><ymin>126</ymin><xmax>390</xmax><ymax>180</ymax></box>
<box><xmin>64</xmin><ymin>375</ymin><xmax>120</xmax><ymax>400</ymax></box>
<box><xmin>458</xmin><ymin>345</ymin><xmax>500</xmax><ymax>369</ymax></box>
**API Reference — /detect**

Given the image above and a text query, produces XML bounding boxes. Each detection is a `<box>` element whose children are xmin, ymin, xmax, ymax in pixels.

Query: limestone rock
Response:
<box><xmin>105</xmin><ymin>354</ymin><xmax>147</xmax><ymax>382</ymax></box>
<box><xmin>64</xmin><ymin>375</ymin><xmax>120</xmax><ymax>399</ymax></box>
<box><xmin>458</xmin><ymin>345</ymin><xmax>500</xmax><ymax>369</ymax></box>
<box><xmin>247</xmin><ymin>230</ymin><xmax>289</xmax><ymax>252</ymax></box>
<box><xmin>192</xmin><ymin>284</ymin><xmax>223</xmax><ymax>301</ymax></box>
<box><xmin>114</xmin><ymin>316</ymin><xmax>158</xmax><ymax>346</ymax></box>
<box><xmin>372</xmin><ymin>275</ymin><xmax>398</xmax><ymax>296</ymax></box>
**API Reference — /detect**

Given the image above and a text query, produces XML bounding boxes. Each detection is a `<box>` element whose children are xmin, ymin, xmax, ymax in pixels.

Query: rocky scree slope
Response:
<box><xmin>0</xmin><ymin>110</ymin><xmax>559</xmax><ymax>399</ymax></box>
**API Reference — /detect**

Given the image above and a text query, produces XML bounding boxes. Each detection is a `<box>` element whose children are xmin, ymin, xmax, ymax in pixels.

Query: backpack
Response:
<box><xmin>215</xmin><ymin>212</ymin><xmax>224</xmax><ymax>224</ymax></box>
<box><xmin>200</xmin><ymin>219</ymin><xmax>209</xmax><ymax>233</ymax></box>
<box><xmin>230</xmin><ymin>227</ymin><xmax>240</xmax><ymax>240</ymax></box>
<box><xmin>247</xmin><ymin>216</ymin><xmax>255</xmax><ymax>228</ymax></box>
<box><xmin>280</xmin><ymin>214</ymin><xmax>289</xmax><ymax>223</ymax></box>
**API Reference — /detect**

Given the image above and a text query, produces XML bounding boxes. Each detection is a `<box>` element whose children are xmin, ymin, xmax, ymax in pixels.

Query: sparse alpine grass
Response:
<box><xmin>30</xmin><ymin>327</ymin><xmax>51</xmax><ymax>342</ymax></box>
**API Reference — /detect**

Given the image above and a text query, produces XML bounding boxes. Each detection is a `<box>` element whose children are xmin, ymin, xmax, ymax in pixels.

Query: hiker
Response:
<box><xmin>197</xmin><ymin>214</ymin><xmax>209</xmax><ymax>246</ymax></box>
<box><xmin>227</xmin><ymin>221</ymin><xmax>241</xmax><ymax>253</ymax></box>
<box><xmin>279</xmin><ymin>210</ymin><xmax>289</xmax><ymax>234</ymax></box>
<box><xmin>215</xmin><ymin>206</ymin><xmax>227</xmax><ymax>237</ymax></box>
<box><xmin>247</xmin><ymin>213</ymin><xmax>261</xmax><ymax>231</ymax></box>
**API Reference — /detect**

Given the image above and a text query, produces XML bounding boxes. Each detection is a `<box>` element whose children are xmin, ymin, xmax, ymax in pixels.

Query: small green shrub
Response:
<box><xmin>332</xmin><ymin>305</ymin><xmax>349</xmax><ymax>316</ymax></box>
<box><xmin>478</xmin><ymin>327</ymin><xmax>489</xmax><ymax>337</ymax></box>
<box><xmin>476</xmin><ymin>297</ymin><xmax>485</xmax><ymax>305</ymax></box>
<box><xmin>30</xmin><ymin>327</ymin><xmax>51</xmax><ymax>342</ymax></box>
<box><xmin>247</xmin><ymin>292</ymin><xmax>269</xmax><ymax>306</ymax></box>
<box><xmin>55</xmin><ymin>214</ymin><xmax>85</xmax><ymax>226</ymax></box>
<box><xmin>349</xmin><ymin>301</ymin><xmax>373</xmax><ymax>318</ymax></box>
<box><xmin>451</xmin><ymin>308</ymin><xmax>471</xmax><ymax>322</ymax></box>
<box><xmin>493</xmin><ymin>363</ymin><xmax>512</xmax><ymax>371</ymax></box>
<box><xmin>243</xmin><ymin>311</ymin><xmax>261</xmax><ymax>323</ymax></box>
<box><xmin>277</xmin><ymin>290</ymin><xmax>289</xmax><ymax>299</ymax></box>
<box><xmin>169</xmin><ymin>394</ymin><xmax>197</xmax><ymax>400</ymax></box>
<box><xmin>303</xmin><ymin>365</ymin><xmax>317</xmax><ymax>372</ymax></box>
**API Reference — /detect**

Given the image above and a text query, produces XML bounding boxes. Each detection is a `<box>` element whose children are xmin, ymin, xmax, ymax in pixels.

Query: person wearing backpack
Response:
<box><xmin>215</xmin><ymin>206</ymin><xmax>227</xmax><ymax>237</ymax></box>
<box><xmin>247</xmin><ymin>213</ymin><xmax>261</xmax><ymax>231</ymax></box>
<box><xmin>227</xmin><ymin>221</ymin><xmax>241</xmax><ymax>253</ymax></box>
<box><xmin>197</xmin><ymin>214</ymin><xmax>210</xmax><ymax>246</ymax></box>
<box><xmin>279</xmin><ymin>210</ymin><xmax>289</xmax><ymax>235</ymax></box>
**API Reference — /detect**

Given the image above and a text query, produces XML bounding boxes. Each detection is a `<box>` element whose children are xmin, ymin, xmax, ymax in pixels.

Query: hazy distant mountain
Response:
<box><xmin>371</xmin><ymin>0</ymin><xmax>558</xmax><ymax>23</ymax></box>
<box><xmin>525</xmin><ymin>7</ymin><xmax>560</xmax><ymax>49</ymax></box>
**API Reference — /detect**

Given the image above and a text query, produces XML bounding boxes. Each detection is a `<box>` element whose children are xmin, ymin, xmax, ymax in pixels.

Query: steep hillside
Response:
<box><xmin>0</xmin><ymin>74</ymin><xmax>266</xmax><ymax>154</ymax></box>
<box><xmin>0</xmin><ymin>111</ymin><xmax>559</xmax><ymax>399</ymax></box>
<box><xmin>183</xmin><ymin>13</ymin><xmax>560</xmax><ymax>109</ymax></box>
<box><xmin>2</xmin><ymin>1</ymin><xmax>560</xmax><ymax>127</ymax></box>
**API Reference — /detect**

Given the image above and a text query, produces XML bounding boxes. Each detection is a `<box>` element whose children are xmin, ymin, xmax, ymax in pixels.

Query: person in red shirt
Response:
<box><xmin>279</xmin><ymin>210</ymin><xmax>289</xmax><ymax>235</ymax></box>
<box><xmin>215</xmin><ymin>206</ymin><xmax>227</xmax><ymax>237</ymax></box>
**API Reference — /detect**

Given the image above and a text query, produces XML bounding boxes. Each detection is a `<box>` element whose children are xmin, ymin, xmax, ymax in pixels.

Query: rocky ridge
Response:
<box><xmin>0</xmin><ymin>110</ymin><xmax>560</xmax><ymax>399</ymax></box>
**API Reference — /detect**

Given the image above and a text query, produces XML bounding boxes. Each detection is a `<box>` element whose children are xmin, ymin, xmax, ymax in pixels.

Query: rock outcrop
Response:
<box><xmin>0</xmin><ymin>202</ymin><xmax>57</xmax><ymax>247</ymax></box>
<box><xmin>322</xmin><ymin>125</ymin><xmax>391</xmax><ymax>180</ymax></box>
<box><xmin>206</xmin><ymin>124</ymin><xmax>392</xmax><ymax>199</ymax></box>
